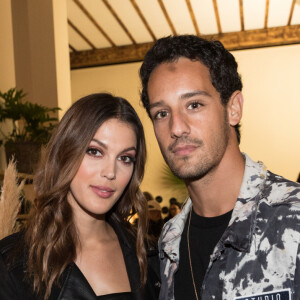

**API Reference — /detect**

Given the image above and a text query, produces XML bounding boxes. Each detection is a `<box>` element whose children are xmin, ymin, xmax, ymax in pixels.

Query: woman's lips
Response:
<box><xmin>90</xmin><ymin>186</ymin><xmax>115</xmax><ymax>198</ymax></box>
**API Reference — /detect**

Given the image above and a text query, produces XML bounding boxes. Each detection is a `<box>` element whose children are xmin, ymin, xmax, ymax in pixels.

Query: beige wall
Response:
<box><xmin>0</xmin><ymin>0</ymin><xmax>15</xmax><ymax>92</ymax></box>
<box><xmin>11</xmin><ymin>0</ymin><xmax>71</xmax><ymax>112</ymax></box>
<box><xmin>71</xmin><ymin>44</ymin><xmax>300</xmax><ymax>206</ymax></box>
<box><xmin>0</xmin><ymin>0</ymin><xmax>15</xmax><ymax>171</ymax></box>
<box><xmin>234</xmin><ymin>45</ymin><xmax>300</xmax><ymax>181</ymax></box>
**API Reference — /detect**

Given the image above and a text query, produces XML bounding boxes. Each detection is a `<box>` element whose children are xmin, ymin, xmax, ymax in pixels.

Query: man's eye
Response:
<box><xmin>86</xmin><ymin>147</ymin><xmax>102</xmax><ymax>157</ymax></box>
<box><xmin>118</xmin><ymin>156</ymin><xmax>135</xmax><ymax>165</ymax></box>
<box><xmin>154</xmin><ymin>111</ymin><xmax>168</xmax><ymax>120</ymax></box>
<box><xmin>187</xmin><ymin>102</ymin><xmax>202</xmax><ymax>109</ymax></box>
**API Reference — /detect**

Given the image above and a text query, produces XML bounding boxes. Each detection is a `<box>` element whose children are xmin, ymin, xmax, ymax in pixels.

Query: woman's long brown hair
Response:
<box><xmin>24</xmin><ymin>93</ymin><xmax>148</xmax><ymax>299</ymax></box>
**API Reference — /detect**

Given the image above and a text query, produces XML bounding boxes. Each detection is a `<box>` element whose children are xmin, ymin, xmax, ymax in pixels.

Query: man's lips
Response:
<box><xmin>171</xmin><ymin>144</ymin><xmax>199</xmax><ymax>156</ymax></box>
<box><xmin>90</xmin><ymin>186</ymin><xmax>115</xmax><ymax>198</ymax></box>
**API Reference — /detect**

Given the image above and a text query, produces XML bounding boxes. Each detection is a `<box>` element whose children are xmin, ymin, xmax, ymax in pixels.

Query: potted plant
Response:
<box><xmin>0</xmin><ymin>88</ymin><xmax>60</xmax><ymax>174</ymax></box>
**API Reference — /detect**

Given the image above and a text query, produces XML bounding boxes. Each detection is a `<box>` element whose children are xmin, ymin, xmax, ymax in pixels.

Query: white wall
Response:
<box><xmin>71</xmin><ymin>44</ymin><xmax>300</xmax><ymax>206</ymax></box>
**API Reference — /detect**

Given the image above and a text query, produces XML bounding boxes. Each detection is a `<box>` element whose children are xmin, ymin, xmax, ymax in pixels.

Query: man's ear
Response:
<box><xmin>227</xmin><ymin>91</ymin><xmax>243</xmax><ymax>126</ymax></box>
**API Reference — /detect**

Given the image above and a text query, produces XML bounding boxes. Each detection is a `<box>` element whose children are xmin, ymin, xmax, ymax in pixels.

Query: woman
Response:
<box><xmin>0</xmin><ymin>93</ymin><xmax>160</xmax><ymax>299</ymax></box>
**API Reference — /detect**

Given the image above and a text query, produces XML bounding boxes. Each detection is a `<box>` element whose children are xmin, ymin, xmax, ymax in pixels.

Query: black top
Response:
<box><xmin>0</xmin><ymin>217</ymin><xmax>160</xmax><ymax>300</ymax></box>
<box><xmin>174</xmin><ymin>208</ymin><xmax>232</xmax><ymax>300</ymax></box>
<box><xmin>96</xmin><ymin>292</ymin><xmax>132</xmax><ymax>299</ymax></box>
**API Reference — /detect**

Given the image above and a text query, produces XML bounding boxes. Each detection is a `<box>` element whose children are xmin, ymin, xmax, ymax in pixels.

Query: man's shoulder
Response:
<box><xmin>264</xmin><ymin>170</ymin><xmax>300</xmax><ymax>207</ymax></box>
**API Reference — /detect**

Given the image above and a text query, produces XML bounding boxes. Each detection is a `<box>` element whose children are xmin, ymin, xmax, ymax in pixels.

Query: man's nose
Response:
<box><xmin>170</xmin><ymin>110</ymin><xmax>190</xmax><ymax>139</ymax></box>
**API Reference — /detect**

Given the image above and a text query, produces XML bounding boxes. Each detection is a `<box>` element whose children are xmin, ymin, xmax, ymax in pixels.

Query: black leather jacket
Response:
<box><xmin>0</xmin><ymin>220</ymin><xmax>160</xmax><ymax>300</ymax></box>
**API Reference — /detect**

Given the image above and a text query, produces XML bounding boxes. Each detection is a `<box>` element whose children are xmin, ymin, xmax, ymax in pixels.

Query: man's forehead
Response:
<box><xmin>149</xmin><ymin>57</ymin><xmax>209</xmax><ymax>82</ymax></box>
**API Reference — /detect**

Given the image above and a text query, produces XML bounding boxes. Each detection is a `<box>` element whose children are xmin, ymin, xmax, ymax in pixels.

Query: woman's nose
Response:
<box><xmin>100</xmin><ymin>159</ymin><xmax>116</xmax><ymax>180</ymax></box>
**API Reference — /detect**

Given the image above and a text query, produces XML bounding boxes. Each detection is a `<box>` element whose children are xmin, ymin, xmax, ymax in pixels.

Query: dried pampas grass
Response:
<box><xmin>0</xmin><ymin>159</ymin><xmax>25</xmax><ymax>240</ymax></box>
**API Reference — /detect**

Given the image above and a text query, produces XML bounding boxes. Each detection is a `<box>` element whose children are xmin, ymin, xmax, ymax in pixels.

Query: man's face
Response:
<box><xmin>147</xmin><ymin>57</ymin><xmax>231</xmax><ymax>181</ymax></box>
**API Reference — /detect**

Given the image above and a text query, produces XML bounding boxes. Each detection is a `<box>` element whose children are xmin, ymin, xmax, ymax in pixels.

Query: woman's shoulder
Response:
<box><xmin>0</xmin><ymin>231</ymin><xmax>26</xmax><ymax>270</ymax></box>
<box><xmin>0</xmin><ymin>232</ymin><xmax>24</xmax><ymax>255</ymax></box>
<box><xmin>0</xmin><ymin>232</ymin><xmax>31</xmax><ymax>299</ymax></box>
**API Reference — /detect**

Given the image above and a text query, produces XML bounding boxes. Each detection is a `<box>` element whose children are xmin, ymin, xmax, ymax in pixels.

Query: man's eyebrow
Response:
<box><xmin>149</xmin><ymin>101</ymin><xmax>165</xmax><ymax>110</ymax></box>
<box><xmin>149</xmin><ymin>90</ymin><xmax>211</xmax><ymax>110</ymax></box>
<box><xmin>180</xmin><ymin>90</ymin><xmax>211</xmax><ymax>99</ymax></box>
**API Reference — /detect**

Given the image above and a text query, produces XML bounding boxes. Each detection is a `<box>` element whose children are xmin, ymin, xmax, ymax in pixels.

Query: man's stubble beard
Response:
<box><xmin>159</xmin><ymin>114</ymin><xmax>230</xmax><ymax>182</ymax></box>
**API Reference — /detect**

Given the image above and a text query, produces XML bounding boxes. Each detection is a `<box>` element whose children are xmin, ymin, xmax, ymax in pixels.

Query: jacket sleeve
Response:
<box><xmin>0</xmin><ymin>253</ymin><xmax>18</xmax><ymax>299</ymax></box>
<box><xmin>294</xmin><ymin>241</ymin><xmax>300</xmax><ymax>298</ymax></box>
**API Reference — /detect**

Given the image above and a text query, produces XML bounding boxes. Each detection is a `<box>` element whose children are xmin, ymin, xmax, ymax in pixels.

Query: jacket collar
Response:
<box><xmin>159</xmin><ymin>153</ymin><xmax>268</xmax><ymax>260</ymax></box>
<box><xmin>217</xmin><ymin>153</ymin><xmax>267</xmax><ymax>253</ymax></box>
<box><xmin>158</xmin><ymin>198</ymin><xmax>191</xmax><ymax>262</ymax></box>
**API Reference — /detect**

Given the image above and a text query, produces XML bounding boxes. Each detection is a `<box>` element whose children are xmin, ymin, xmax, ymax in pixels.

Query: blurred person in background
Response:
<box><xmin>147</xmin><ymin>199</ymin><xmax>164</xmax><ymax>243</ymax></box>
<box><xmin>163</xmin><ymin>199</ymin><xmax>181</xmax><ymax>223</ymax></box>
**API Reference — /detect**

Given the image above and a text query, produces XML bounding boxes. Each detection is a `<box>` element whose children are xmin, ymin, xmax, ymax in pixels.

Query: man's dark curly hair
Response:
<box><xmin>139</xmin><ymin>35</ymin><xmax>243</xmax><ymax>143</ymax></box>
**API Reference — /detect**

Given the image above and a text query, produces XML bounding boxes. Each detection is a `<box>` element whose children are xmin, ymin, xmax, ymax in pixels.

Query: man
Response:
<box><xmin>139</xmin><ymin>35</ymin><xmax>300</xmax><ymax>300</ymax></box>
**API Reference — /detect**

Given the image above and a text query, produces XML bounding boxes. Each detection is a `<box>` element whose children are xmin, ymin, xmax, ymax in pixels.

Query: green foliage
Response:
<box><xmin>0</xmin><ymin>88</ymin><xmax>60</xmax><ymax>146</ymax></box>
<box><xmin>161</xmin><ymin>163</ymin><xmax>188</xmax><ymax>200</ymax></box>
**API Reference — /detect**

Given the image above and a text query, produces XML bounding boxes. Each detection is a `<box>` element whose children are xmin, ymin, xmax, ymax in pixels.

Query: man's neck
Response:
<box><xmin>186</xmin><ymin>148</ymin><xmax>245</xmax><ymax>218</ymax></box>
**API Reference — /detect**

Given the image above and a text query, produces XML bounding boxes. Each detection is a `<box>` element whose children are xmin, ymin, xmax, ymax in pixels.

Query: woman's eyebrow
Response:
<box><xmin>121</xmin><ymin>147</ymin><xmax>137</xmax><ymax>153</ymax></box>
<box><xmin>91</xmin><ymin>139</ymin><xmax>136</xmax><ymax>153</ymax></box>
<box><xmin>91</xmin><ymin>139</ymin><xmax>106</xmax><ymax>148</ymax></box>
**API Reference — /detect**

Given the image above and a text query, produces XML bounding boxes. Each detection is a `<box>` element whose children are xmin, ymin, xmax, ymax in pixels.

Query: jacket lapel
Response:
<box><xmin>109</xmin><ymin>217</ymin><xmax>144</xmax><ymax>300</ymax></box>
<box><xmin>57</xmin><ymin>263</ymin><xmax>97</xmax><ymax>299</ymax></box>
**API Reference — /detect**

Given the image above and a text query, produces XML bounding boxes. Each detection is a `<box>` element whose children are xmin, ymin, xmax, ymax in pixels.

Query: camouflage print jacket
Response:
<box><xmin>158</xmin><ymin>153</ymin><xmax>300</xmax><ymax>300</ymax></box>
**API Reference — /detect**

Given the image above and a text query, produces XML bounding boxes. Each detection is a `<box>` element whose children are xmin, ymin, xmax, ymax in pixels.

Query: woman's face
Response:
<box><xmin>68</xmin><ymin>119</ymin><xmax>137</xmax><ymax>217</ymax></box>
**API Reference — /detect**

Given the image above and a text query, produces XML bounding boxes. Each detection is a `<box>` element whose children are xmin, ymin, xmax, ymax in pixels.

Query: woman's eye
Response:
<box><xmin>86</xmin><ymin>147</ymin><xmax>102</xmax><ymax>157</ymax></box>
<box><xmin>187</xmin><ymin>102</ymin><xmax>202</xmax><ymax>110</ymax></box>
<box><xmin>154</xmin><ymin>110</ymin><xmax>168</xmax><ymax>120</ymax></box>
<box><xmin>118</xmin><ymin>155</ymin><xmax>135</xmax><ymax>165</ymax></box>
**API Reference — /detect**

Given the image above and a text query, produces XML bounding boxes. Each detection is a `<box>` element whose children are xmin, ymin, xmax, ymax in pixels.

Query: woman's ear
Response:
<box><xmin>227</xmin><ymin>91</ymin><xmax>244</xmax><ymax>126</ymax></box>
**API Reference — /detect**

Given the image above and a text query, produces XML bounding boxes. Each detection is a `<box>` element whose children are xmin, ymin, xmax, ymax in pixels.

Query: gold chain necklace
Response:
<box><xmin>187</xmin><ymin>208</ymin><xmax>199</xmax><ymax>300</ymax></box>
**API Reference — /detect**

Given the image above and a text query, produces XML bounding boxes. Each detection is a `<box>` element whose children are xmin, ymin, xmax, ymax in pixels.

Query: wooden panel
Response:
<box><xmin>70</xmin><ymin>42</ymin><xmax>153</xmax><ymax>68</ymax></box>
<box><xmin>70</xmin><ymin>25</ymin><xmax>300</xmax><ymax>69</ymax></box>
<box><xmin>243</xmin><ymin>0</ymin><xmax>265</xmax><ymax>30</ymax></box>
<box><xmin>239</xmin><ymin>0</ymin><xmax>244</xmax><ymax>31</ymax></box>
<box><xmin>130</xmin><ymin>0</ymin><xmax>156</xmax><ymax>40</ymax></box>
<box><xmin>186</xmin><ymin>0</ymin><xmax>200</xmax><ymax>35</ymax></box>
<box><xmin>157</xmin><ymin>0</ymin><xmax>177</xmax><ymax>34</ymax></box>
<box><xmin>68</xmin><ymin>19</ymin><xmax>96</xmax><ymax>49</ymax></box>
<box><xmin>264</xmin><ymin>0</ymin><xmax>270</xmax><ymax>28</ymax></box>
<box><xmin>288</xmin><ymin>0</ymin><xmax>296</xmax><ymax>25</ymax></box>
<box><xmin>190</xmin><ymin>0</ymin><xmax>218</xmax><ymax>34</ymax></box>
<box><xmin>212</xmin><ymin>0</ymin><xmax>222</xmax><ymax>33</ymax></box>
<box><xmin>102</xmin><ymin>0</ymin><xmax>136</xmax><ymax>44</ymax></box>
<box><xmin>73</xmin><ymin>0</ymin><xmax>116</xmax><ymax>46</ymax></box>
